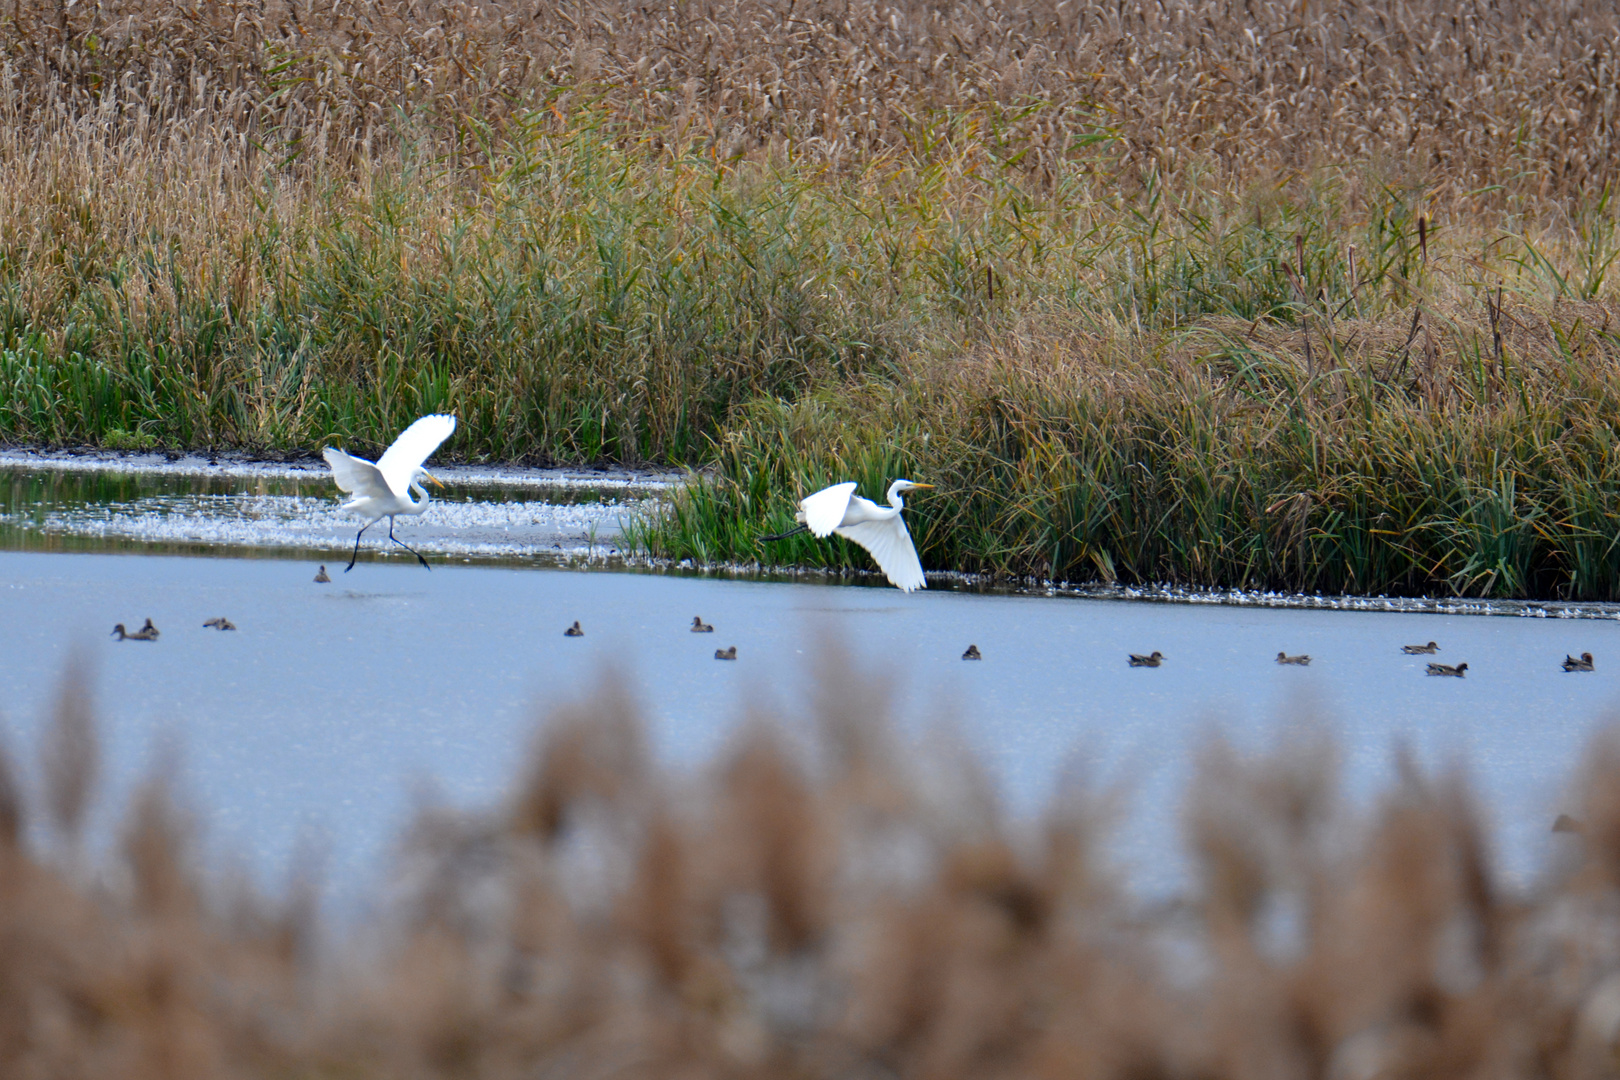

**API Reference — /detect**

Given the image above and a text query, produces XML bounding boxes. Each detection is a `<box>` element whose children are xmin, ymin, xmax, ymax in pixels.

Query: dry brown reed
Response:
<box><xmin>3</xmin><ymin>0</ymin><xmax>1618</xmax><ymax>198</ymax></box>
<box><xmin>6</xmin><ymin>651</ymin><xmax>1620</xmax><ymax>1077</ymax></box>
<box><xmin>40</xmin><ymin>647</ymin><xmax>96</xmax><ymax>846</ymax></box>
<box><xmin>4</xmin><ymin>0</ymin><xmax>1620</xmax><ymax>592</ymax></box>
<box><xmin>651</xmin><ymin>275</ymin><xmax>1620</xmax><ymax>597</ymax></box>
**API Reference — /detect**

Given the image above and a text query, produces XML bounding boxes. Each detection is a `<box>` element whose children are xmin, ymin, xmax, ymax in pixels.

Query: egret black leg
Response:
<box><xmin>759</xmin><ymin>523</ymin><xmax>810</xmax><ymax>542</ymax></box>
<box><xmin>388</xmin><ymin>517</ymin><xmax>432</xmax><ymax>570</ymax></box>
<box><xmin>345</xmin><ymin>520</ymin><xmax>374</xmax><ymax>572</ymax></box>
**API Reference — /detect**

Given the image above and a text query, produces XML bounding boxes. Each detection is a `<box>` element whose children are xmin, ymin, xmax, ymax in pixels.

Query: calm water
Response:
<box><xmin>4</xmin><ymin>547</ymin><xmax>1619</xmax><ymax>904</ymax></box>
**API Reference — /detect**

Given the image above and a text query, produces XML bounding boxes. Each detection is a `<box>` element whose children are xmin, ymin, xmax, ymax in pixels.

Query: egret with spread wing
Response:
<box><xmin>323</xmin><ymin>414</ymin><xmax>456</xmax><ymax>571</ymax></box>
<box><xmin>761</xmin><ymin>479</ymin><xmax>932</xmax><ymax>592</ymax></box>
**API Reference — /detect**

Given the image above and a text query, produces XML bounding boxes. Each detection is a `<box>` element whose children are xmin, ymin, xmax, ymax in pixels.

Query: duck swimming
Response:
<box><xmin>1276</xmin><ymin>652</ymin><xmax>1311</xmax><ymax>665</ymax></box>
<box><xmin>715</xmin><ymin>646</ymin><xmax>737</xmax><ymax>660</ymax></box>
<box><xmin>564</xmin><ymin>621</ymin><xmax>584</xmax><ymax>637</ymax></box>
<box><xmin>202</xmin><ymin>617</ymin><xmax>237</xmax><ymax>631</ymax></box>
<box><xmin>1553</xmin><ymin>813</ymin><xmax>1587</xmax><ymax>835</ymax></box>
<box><xmin>111</xmin><ymin>622</ymin><xmax>159</xmax><ymax>642</ymax></box>
<box><xmin>962</xmin><ymin>644</ymin><xmax>982</xmax><ymax>661</ymax></box>
<box><xmin>1403</xmin><ymin>641</ymin><xmax>1440</xmax><ymax>654</ymax></box>
<box><xmin>1426</xmin><ymin>662</ymin><xmax>1468</xmax><ymax>677</ymax></box>
<box><xmin>690</xmin><ymin>616</ymin><xmax>714</xmax><ymax>633</ymax></box>
<box><xmin>1128</xmin><ymin>651</ymin><xmax>1164</xmax><ymax>667</ymax></box>
<box><xmin>1563</xmin><ymin>652</ymin><xmax>1595</xmax><ymax>672</ymax></box>
<box><xmin>314</xmin><ymin>565</ymin><xmax>331</xmax><ymax>583</ymax></box>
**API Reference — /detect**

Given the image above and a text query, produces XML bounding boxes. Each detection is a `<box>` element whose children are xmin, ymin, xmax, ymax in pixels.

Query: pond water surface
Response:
<box><xmin>3</xmin><ymin>454</ymin><xmax>1619</xmax><ymax>907</ymax></box>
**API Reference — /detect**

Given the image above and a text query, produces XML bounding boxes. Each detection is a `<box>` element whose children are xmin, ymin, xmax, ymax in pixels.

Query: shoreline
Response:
<box><xmin>7</xmin><ymin>448</ymin><xmax>1620</xmax><ymax>618</ymax></box>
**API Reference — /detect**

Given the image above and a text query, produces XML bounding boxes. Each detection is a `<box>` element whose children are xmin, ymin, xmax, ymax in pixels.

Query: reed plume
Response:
<box><xmin>0</xmin><ymin>654</ymin><xmax>1616</xmax><ymax>1076</ymax></box>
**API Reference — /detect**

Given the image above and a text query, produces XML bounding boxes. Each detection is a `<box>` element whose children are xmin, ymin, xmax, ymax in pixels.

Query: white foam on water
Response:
<box><xmin>7</xmin><ymin>451</ymin><xmax>1619</xmax><ymax>619</ymax></box>
<box><xmin>0</xmin><ymin>448</ymin><xmax>685</xmax><ymax>491</ymax></box>
<box><xmin>6</xmin><ymin>489</ymin><xmax>648</xmax><ymax>558</ymax></box>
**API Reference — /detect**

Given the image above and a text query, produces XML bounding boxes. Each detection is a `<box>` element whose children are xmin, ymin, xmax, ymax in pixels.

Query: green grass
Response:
<box><xmin>632</xmin><ymin>303</ymin><xmax>1620</xmax><ymax>600</ymax></box>
<box><xmin>4</xmin><ymin>110</ymin><xmax>1620</xmax><ymax>598</ymax></box>
<box><xmin>0</xmin><ymin>115</ymin><xmax>1472</xmax><ymax>463</ymax></box>
<box><xmin>620</xmin><ymin>161</ymin><xmax>1620</xmax><ymax>601</ymax></box>
<box><xmin>1</xmin><ymin>122</ymin><xmax>913</xmax><ymax>461</ymax></box>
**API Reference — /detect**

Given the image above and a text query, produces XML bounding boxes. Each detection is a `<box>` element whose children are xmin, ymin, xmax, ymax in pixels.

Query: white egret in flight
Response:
<box><xmin>761</xmin><ymin>479</ymin><xmax>932</xmax><ymax>592</ymax></box>
<box><xmin>323</xmin><ymin>413</ymin><xmax>456</xmax><ymax>572</ymax></box>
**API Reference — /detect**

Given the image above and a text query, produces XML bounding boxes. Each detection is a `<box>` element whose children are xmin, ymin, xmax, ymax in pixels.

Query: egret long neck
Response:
<box><xmin>405</xmin><ymin>479</ymin><xmax>433</xmax><ymax>514</ymax></box>
<box><xmin>885</xmin><ymin>482</ymin><xmax>907</xmax><ymax>509</ymax></box>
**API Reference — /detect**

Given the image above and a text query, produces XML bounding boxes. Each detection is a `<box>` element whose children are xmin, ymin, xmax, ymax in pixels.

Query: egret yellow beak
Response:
<box><xmin>421</xmin><ymin>471</ymin><xmax>445</xmax><ymax>488</ymax></box>
<box><xmin>910</xmin><ymin>483</ymin><xmax>934</xmax><ymax>490</ymax></box>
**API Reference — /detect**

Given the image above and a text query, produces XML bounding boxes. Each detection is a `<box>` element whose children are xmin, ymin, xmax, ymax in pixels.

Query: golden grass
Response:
<box><xmin>4</xmin><ymin>0</ymin><xmax>1620</xmax><ymax>593</ymax></box>
<box><xmin>7</xmin><ymin>651</ymin><xmax>1620</xmax><ymax>1077</ymax></box>
<box><xmin>4</xmin><ymin>0</ymin><xmax>1619</xmax><ymax>199</ymax></box>
<box><xmin>643</xmin><ymin>273</ymin><xmax>1620</xmax><ymax>597</ymax></box>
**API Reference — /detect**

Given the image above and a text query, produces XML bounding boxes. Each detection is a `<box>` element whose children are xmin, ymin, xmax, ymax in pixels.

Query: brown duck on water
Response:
<box><xmin>1553</xmin><ymin>813</ymin><xmax>1587</xmax><ymax>834</ymax></box>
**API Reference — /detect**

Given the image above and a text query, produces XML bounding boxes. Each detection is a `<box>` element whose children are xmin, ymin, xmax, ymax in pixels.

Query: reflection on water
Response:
<box><xmin>0</xmin><ymin>453</ymin><xmax>668</xmax><ymax>564</ymax></box>
<box><xmin>4</xmin><ymin>549</ymin><xmax>1620</xmax><ymax>909</ymax></box>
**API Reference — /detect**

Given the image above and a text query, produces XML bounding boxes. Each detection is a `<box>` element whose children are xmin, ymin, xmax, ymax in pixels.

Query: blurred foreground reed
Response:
<box><xmin>6</xmin><ymin>651</ymin><xmax>1620</xmax><ymax>1078</ymax></box>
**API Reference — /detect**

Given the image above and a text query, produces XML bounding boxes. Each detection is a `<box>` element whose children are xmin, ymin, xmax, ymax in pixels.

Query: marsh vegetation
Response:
<box><xmin>2</xmin><ymin>0</ymin><xmax>1619</xmax><ymax>594</ymax></box>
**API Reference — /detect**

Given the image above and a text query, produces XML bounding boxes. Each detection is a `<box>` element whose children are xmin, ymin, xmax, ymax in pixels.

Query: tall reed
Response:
<box><xmin>4</xmin><ymin>652</ymin><xmax>1620</xmax><ymax>1077</ymax></box>
<box><xmin>0</xmin><ymin>117</ymin><xmax>911</xmax><ymax>460</ymax></box>
<box><xmin>4</xmin><ymin>0</ymin><xmax>1617</xmax><ymax>198</ymax></box>
<box><xmin>4</xmin><ymin>1</ymin><xmax>1620</xmax><ymax>597</ymax></box>
<box><xmin>636</xmin><ymin>186</ymin><xmax>1620</xmax><ymax>599</ymax></box>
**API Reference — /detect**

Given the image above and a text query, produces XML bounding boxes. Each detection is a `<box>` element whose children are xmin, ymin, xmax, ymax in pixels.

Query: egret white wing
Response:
<box><xmin>836</xmin><ymin>516</ymin><xmax>927</xmax><ymax>592</ymax></box>
<box><xmin>799</xmin><ymin>482</ymin><xmax>858</xmax><ymax>537</ymax></box>
<box><xmin>322</xmin><ymin>447</ymin><xmax>391</xmax><ymax>500</ymax></box>
<box><xmin>376</xmin><ymin>414</ymin><xmax>457</xmax><ymax>497</ymax></box>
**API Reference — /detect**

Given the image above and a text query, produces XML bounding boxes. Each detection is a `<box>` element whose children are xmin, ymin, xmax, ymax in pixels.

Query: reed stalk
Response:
<box><xmin>3</xmin><ymin>655</ymin><xmax>1619</xmax><ymax>1077</ymax></box>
